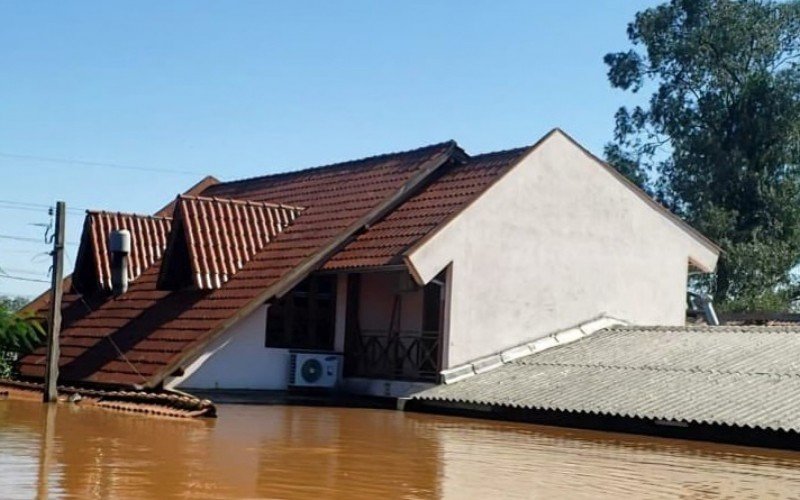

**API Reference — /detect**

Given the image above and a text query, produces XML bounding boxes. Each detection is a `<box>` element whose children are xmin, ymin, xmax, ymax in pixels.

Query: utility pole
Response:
<box><xmin>43</xmin><ymin>201</ymin><xmax>65</xmax><ymax>403</ymax></box>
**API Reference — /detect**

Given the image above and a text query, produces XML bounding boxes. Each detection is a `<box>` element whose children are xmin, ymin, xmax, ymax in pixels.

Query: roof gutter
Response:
<box><xmin>145</xmin><ymin>143</ymin><xmax>462</xmax><ymax>389</ymax></box>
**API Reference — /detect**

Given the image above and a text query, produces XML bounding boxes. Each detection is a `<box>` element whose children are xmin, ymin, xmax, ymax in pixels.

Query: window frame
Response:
<box><xmin>265</xmin><ymin>274</ymin><xmax>337</xmax><ymax>351</ymax></box>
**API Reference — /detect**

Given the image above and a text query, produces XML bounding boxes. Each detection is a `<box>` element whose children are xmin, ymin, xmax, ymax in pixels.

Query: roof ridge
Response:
<box><xmin>468</xmin><ymin>145</ymin><xmax>533</xmax><ymax>159</ymax></box>
<box><xmin>517</xmin><ymin>359</ymin><xmax>800</xmax><ymax>378</ymax></box>
<box><xmin>212</xmin><ymin>140</ymin><xmax>458</xmax><ymax>187</ymax></box>
<box><xmin>177</xmin><ymin>194</ymin><xmax>306</xmax><ymax>211</ymax></box>
<box><xmin>86</xmin><ymin>209</ymin><xmax>172</xmax><ymax>221</ymax></box>
<box><xmin>438</xmin><ymin>315</ymin><xmax>627</xmax><ymax>384</ymax></box>
<box><xmin>609</xmin><ymin>325</ymin><xmax>800</xmax><ymax>333</ymax></box>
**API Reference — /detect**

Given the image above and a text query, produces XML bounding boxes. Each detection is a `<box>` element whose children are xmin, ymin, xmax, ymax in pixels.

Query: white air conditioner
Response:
<box><xmin>289</xmin><ymin>352</ymin><xmax>342</xmax><ymax>388</ymax></box>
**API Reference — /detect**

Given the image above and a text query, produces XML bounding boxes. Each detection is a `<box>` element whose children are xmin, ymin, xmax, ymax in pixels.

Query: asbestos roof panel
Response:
<box><xmin>414</xmin><ymin>326</ymin><xmax>800</xmax><ymax>432</ymax></box>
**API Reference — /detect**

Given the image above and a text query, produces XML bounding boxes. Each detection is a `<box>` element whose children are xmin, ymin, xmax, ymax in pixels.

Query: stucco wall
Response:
<box><xmin>171</xmin><ymin>305</ymin><xmax>294</xmax><ymax>390</ymax></box>
<box><xmin>407</xmin><ymin>131</ymin><xmax>719</xmax><ymax>368</ymax></box>
<box><xmin>171</xmin><ymin>273</ymin><xmax>426</xmax><ymax>390</ymax></box>
<box><xmin>174</xmin><ymin>275</ymin><xmax>351</xmax><ymax>390</ymax></box>
<box><xmin>358</xmin><ymin>272</ymin><xmax>423</xmax><ymax>334</ymax></box>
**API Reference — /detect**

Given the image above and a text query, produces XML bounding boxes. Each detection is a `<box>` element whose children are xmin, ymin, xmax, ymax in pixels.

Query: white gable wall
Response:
<box><xmin>169</xmin><ymin>275</ymin><xmax>351</xmax><ymax>390</ymax></box>
<box><xmin>166</xmin><ymin>272</ymin><xmax>427</xmax><ymax>391</ymax></box>
<box><xmin>406</xmin><ymin>131</ymin><xmax>719</xmax><ymax>368</ymax></box>
<box><xmin>166</xmin><ymin>305</ymin><xmax>293</xmax><ymax>390</ymax></box>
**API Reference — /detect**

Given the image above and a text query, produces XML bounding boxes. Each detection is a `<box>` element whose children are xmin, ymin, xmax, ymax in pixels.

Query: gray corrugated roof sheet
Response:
<box><xmin>414</xmin><ymin>325</ymin><xmax>800</xmax><ymax>432</ymax></box>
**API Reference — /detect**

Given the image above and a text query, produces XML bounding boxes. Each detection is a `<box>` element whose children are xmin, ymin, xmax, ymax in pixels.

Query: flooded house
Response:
<box><xmin>17</xmin><ymin>128</ymin><xmax>720</xmax><ymax>401</ymax></box>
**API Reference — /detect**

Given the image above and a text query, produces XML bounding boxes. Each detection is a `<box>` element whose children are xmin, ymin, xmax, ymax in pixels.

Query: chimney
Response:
<box><xmin>109</xmin><ymin>229</ymin><xmax>131</xmax><ymax>296</ymax></box>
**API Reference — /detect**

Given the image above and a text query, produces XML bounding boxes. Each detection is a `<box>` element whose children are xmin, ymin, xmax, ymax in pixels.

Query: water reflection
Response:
<box><xmin>1</xmin><ymin>399</ymin><xmax>800</xmax><ymax>499</ymax></box>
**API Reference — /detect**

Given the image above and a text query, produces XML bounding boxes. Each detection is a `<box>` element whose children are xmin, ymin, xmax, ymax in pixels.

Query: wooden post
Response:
<box><xmin>43</xmin><ymin>201</ymin><xmax>65</xmax><ymax>403</ymax></box>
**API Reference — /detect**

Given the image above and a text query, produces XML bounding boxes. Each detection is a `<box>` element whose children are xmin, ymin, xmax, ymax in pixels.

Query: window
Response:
<box><xmin>266</xmin><ymin>274</ymin><xmax>337</xmax><ymax>350</ymax></box>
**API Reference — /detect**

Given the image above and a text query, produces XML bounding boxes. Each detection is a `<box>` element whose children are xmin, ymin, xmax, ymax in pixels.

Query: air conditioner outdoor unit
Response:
<box><xmin>289</xmin><ymin>352</ymin><xmax>342</xmax><ymax>388</ymax></box>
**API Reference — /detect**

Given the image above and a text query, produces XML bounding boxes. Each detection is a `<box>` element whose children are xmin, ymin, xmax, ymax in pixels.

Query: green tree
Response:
<box><xmin>0</xmin><ymin>295</ymin><xmax>29</xmax><ymax>312</ymax></box>
<box><xmin>0</xmin><ymin>298</ymin><xmax>42</xmax><ymax>378</ymax></box>
<box><xmin>605</xmin><ymin>0</ymin><xmax>800</xmax><ymax>311</ymax></box>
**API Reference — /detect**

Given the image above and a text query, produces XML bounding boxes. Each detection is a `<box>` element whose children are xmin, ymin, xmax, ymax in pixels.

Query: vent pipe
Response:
<box><xmin>109</xmin><ymin>229</ymin><xmax>131</xmax><ymax>297</ymax></box>
<box><xmin>688</xmin><ymin>292</ymin><xmax>720</xmax><ymax>326</ymax></box>
<box><xmin>699</xmin><ymin>294</ymin><xmax>720</xmax><ymax>326</ymax></box>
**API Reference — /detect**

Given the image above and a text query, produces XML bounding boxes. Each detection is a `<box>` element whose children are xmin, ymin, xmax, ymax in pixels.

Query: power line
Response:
<box><xmin>62</xmin><ymin>257</ymin><xmax>148</xmax><ymax>385</ymax></box>
<box><xmin>0</xmin><ymin>234</ymin><xmax>78</xmax><ymax>246</ymax></box>
<box><xmin>0</xmin><ymin>267</ymin><xmax>48</xmax><ymax>277</ymax></box>
<box><xmin>0</xmin><ymin>199</ymin><xmax>48</xmax><ymax>209</ymax></box>
<box><xmin>0</xmin><ymin>204</ymin><xmax>50</xmax><ymax>214</ymax></box>
<box><xmin>0</xmin><ymin>151</ymin><xmax>204</xmax><ymax>176</ymax></box>
<box><xmin>0</xmin><ymin>234</ymin><xmax>44</xmax><ymax>244</ymax></box>
<box><xmin>0</xmin><ymin>248</ymin><xmax>44</xmax><ymax>255</ymax></box>
<box><xmin>0</xmin><ymin>274</ymin><xmax>50</xmax><ymax>284</ymax></box>
<box><xmin>0</xmin><ymin>198</ymin><xmax>88</xmax><ymax>214</ymax></box>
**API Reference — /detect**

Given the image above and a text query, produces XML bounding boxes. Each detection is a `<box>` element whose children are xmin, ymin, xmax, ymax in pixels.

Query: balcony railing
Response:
<box><xmin>346</xmin><ymin>330</ymin><xmax>440</xmax><ymax>382</ymax></box>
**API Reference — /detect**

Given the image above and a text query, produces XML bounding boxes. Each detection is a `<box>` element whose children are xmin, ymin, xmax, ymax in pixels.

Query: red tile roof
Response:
<box><xmin>154</xmin><ymin>175</ymin><xmax>221</xmax><ymax>218</ymax></box>
<box><xmin>21</xmin><ymin>176</ymin><xmax>220</xmax><ymax>317</ymax></box>
<box><xmin>323</xmin><ymin>147</ymin><xmax>531</xmax><ymax>269</ymax></box>
<box><xmin>163</xmin><ymin>195</ymin><xmax>304</xmax><ymax>289</ymax></box>
<box><xmin>72</xmin><ymin>211</ymin><xmax>172</xmax><ymax>293</ymax></box>
<box><xmin>19</xmin><ymin>141</ymin><xmax>479</xmax><ymax>388</ymax></box>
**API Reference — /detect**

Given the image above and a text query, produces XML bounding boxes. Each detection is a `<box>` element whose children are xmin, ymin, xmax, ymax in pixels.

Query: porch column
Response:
<box><xmin>334</xmin><ymin>273</ymin><xmax>348</xmax><ymax>352</ymax></box>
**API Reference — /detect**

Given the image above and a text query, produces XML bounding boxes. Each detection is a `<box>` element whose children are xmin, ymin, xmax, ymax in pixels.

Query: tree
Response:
<box><xmin>605</xmin><ymin>0</ymin><xmax>800</xmax><ymax>311</ymax></box>
<box><xmin>0</xmin><ymin>297</ymin><xmax>42</xmax><ymax>378</ymax></box>
<box><xmin>0</xmin><ymin>295</ymin><xmax>29</xmax><ymax>312</ymax></box>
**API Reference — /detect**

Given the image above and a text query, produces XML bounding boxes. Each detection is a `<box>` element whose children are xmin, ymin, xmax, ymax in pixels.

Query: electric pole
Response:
<box><xmin>43</xmin><ymin>201</ymin><xmax>65</xmax><ymax>403</ymax></box>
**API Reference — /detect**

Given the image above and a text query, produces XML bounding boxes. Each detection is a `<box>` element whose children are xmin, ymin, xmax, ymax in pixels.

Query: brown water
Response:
<box><xmin>3</xmin><ymin>400</ymin><xmax>800</xmax><ymax>499</ymax></box>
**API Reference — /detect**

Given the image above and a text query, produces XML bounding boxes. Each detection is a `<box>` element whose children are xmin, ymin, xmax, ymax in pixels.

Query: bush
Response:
<box><xmin>0</xmin><ymin>302</ymin><xmax>44</xmax><ymax>378</ymax></box>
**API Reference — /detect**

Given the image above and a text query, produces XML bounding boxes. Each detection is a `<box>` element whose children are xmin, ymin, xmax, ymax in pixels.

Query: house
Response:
<box><xmin>18</xmin><ymin>129</ymin><xmax>720</xmax><ymax>398</ymax></box>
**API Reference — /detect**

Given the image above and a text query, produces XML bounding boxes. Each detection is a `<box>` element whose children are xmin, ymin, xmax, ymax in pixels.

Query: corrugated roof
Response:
<box><xmin>18</xmin><ymin>141</ymin><xmax>459</xmax><ymax>388</ymax></box>
<box><xmin>165</xmin><ymin>195</ymin><xmax>304</xmax><ymax>289</ymax></box>
<box><xmin>414</xmin><ymin>325</ymin><xmax>800</xmax><ymax>432</ymax></box>
<box><xmin>72</xmin><ymin>211</ymin><xmax>172</xmax><ymax>292</ymax></box>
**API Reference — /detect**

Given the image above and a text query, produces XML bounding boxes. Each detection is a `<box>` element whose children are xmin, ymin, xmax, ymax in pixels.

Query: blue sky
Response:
<box><xmin>0</xmin><ymin>1</ymin><xmax>657</xmax><ymax>297</ymax></box>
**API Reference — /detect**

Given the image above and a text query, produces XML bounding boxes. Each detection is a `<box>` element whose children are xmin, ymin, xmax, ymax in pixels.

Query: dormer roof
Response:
<box><xmin>72</xmin><ymin>211</ymin><xmax>172</xmax><ymax>294</ymax></box>
<box><xmin>159</xmin><ymin>195</ymin><xmax>303</xmax><ymax>290</ymax></box>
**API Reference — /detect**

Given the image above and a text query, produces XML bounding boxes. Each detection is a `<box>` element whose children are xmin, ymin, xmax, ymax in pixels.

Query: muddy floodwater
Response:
<box><xmin>2</xmin><ymin>400</ymin><xmax>800</xmax><ymax>499</ymax></box>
